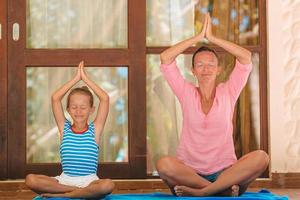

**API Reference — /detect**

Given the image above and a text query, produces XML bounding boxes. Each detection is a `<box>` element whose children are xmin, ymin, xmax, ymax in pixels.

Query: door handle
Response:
<box><xmin>12</xmin><ymin>23</ymin><xmax>20</xmax><ymax>41</ymax></box>
<box><xmin>0</xmin><ymin>24</ymin><xmax>2</xmax><ymax>40</ymax></box>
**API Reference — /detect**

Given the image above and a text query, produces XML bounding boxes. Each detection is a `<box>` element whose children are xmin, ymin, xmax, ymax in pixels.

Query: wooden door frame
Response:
<box><xmin>258</xmin><ymin>0</ymin><xmax>269</xmax><ymax>177</ymax></box>
<box><xmin>0</xmin><ymin>0</ymin><xmax>8</xmax><ymax>180</ymax></box>
<box><xmin>7</xmin><ymin>0</ymin><xmax>146</xmax><ymax>179</ymax></box>
<box><xmin>4</xmin><ymin>0</ymin><xmax>268</xmax><ymax>179</ymax></box>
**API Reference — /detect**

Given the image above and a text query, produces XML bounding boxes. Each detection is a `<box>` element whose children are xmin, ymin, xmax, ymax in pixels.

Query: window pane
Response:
<box><xmin>27</xmin><ymin>0</ymin><xmax>127</xmax><ymax>48</ymax></box>
<box><xmin>146</xmin><ymin>55</ymin><xmax>194</xmax><ymax>175</ymax></box>
<box><xmin>26</xmin><ymin>67</ymin><xmax>128</xmax><ymax>163</ymax></box>
<box><xmin>147</xmin><ymin>0</ymin><xmax>259</xmax><ymax>46</ymax></box>
<box><xmin>146</xmin><ymin>53</ymin><xmax>260</xmax><ymax>175</ymax></box>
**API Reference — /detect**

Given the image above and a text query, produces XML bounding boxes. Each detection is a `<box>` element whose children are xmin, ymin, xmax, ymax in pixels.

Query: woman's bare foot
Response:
<box><xmin>219</xmin><ymin>184</ymin><xmax>240</xmax><ymax>196</ymax></box>
<box><xmin>174</xmin><ymin>184</ymin><xmax>240</xmax><ymax>197</ymax></box>
<box><xmin>231</xmin><ymin>185</ymin><xmax>240</xmax><ymax>196</ymax></box>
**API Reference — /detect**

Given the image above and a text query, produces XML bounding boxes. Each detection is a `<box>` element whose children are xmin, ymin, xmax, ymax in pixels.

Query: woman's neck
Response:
<box><xmin>198</xmin><ymin>83</ymin><xmax>216</xmax><ymax>101</ymax></box>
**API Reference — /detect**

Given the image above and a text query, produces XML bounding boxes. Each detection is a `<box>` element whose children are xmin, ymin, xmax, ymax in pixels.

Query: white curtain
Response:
<box><xmin>147</xmin><ymin>0</ymin><xmax>195</xmax><ymax>46</ymax></box>
<box><xmin>27</xmin><ymin>0</ymin><xmax>127</xmax><ymax>48</ymax></box>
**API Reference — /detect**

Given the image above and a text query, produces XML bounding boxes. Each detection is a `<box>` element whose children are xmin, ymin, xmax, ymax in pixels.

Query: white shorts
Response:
<box><xmin>54</xmin><ymin>172</ymin><xmax>99</xmax><ymax>188</ymax></box>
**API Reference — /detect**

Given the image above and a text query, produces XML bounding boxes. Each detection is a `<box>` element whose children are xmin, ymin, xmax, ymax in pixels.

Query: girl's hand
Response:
<box><xmin>74</xmin><ymin>61</ymin><xmax>83</xmax><ymax>81</ymax></box>
<box><xmin>79</xmin><ymin>61</ymin><xmax>89</xmax><ymax>82</ymax></box>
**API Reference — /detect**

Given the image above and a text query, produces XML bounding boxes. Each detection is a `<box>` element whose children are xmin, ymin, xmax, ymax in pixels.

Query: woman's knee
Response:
<box><xmin>156</xmin><ymin>156</ymin><xmax>176</xmax><ymax>177</ymax></box>
<box><xmin>253</xmin><ymin>150</ymin><xmax>270</xmax><ymax>170</ymax></box>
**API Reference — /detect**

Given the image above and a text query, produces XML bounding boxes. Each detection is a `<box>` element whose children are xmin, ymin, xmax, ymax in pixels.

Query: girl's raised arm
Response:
<box><xmin>51</xmin><ymin>63</ymin><xmax>81</xmax><ymax>135</ymax></box>
<box><xmin>80</xmin><ymin>62</ymin><xmax>109</xmax><ymax>142</ymax></box>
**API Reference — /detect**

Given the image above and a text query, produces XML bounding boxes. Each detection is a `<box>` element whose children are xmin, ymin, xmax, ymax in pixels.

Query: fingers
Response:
<box><xmin>174</xmin><ymin>186</ymin><xmax>183</xmax><ymax>196</ymax></box>
<box><xmin>198</xmin><ymin>13</ymin><xmax>208</xmax><ymax>41</ymax></box>
<box><xmin>79</xmin><ymin>61</ymin><xmax>85</xmax><ymax>74</ymax></box>
<box><xmin>79</xmin><ymin>61</ymin><xmax>89</xmax><ymax>82</ymax></box>
<box><xmin>198</xmin><ymin>13</ymin><xmax>209</xmax><ymax>42</ymax></box>
<box><xmin>207</xmin><ymin>13</ymin><xmax>212</xmax><ymax>26</ymax></box>
<box><xmin>203</xmin><ymin>13</ymin><xmax>208</xmax><ymax>34</ymax></box>
<box><xmin>205</xmin><ymin>13</ymin><xmax>213</xmax><ymax>39</ymax></box>
<box><xmin>78</xmin><ymin>60</ymin><xmax>84</xmax><ymax>68</ymax></box>
<box><xmin>74</xmin><ymin>61</ymin><xmax>82</xmax><ymax>81</ymax></box>
<box><xmin>80</xmin><ymin>63</ymin><xmax>85</xmax><ymax>75</ymax></box>
<box><xmin>41</xmin><ymin>193</ymin><xmax>65</xmax><ymax>198</ymax></box>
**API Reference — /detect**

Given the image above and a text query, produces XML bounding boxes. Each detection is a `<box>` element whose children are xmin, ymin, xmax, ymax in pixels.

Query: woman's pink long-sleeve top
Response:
<box><xmin>160</xmin><ymin>60</ymin><xmax>252</xmax><ymax>175</ymax></box>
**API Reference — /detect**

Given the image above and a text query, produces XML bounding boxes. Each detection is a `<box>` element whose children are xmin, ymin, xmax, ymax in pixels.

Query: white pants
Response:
<box><xmin>54</xmin><ymin>172</ymin><xmax>99</xmax><ymax>188</ymax></box>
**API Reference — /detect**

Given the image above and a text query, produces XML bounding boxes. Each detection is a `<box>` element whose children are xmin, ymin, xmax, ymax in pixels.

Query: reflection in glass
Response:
<box><xmin>27</xmin><ymin>0</ymin><xmax>127</xmax><ymax>48</ymax></box>
<box><xmin>26</xmin><ymin>67</ymin><xmax>128</xmax><ymax>163</ymax></box>
<box><xmin>147</xmin><ymin>0</ymin><xmax>259</xmax><ymax>46</ymax></box>
<box><xmin>146</xmin><ymin>53</ymin><xmax>260</xmax><ymax>175</ymax></box>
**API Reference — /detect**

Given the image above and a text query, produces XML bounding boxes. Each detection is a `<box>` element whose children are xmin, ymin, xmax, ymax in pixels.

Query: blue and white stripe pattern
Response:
<box><xmin>60</xmin><ymin>120</ymin><xmax>99</xmax><ymax>177</ymax></box>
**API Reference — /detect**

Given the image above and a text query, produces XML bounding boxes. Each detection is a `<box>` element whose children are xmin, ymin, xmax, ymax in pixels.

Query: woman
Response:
<box><xmin>156</xmin><ymin>13</ymin><xmax>269</xmax><ymax>197</ymax></box>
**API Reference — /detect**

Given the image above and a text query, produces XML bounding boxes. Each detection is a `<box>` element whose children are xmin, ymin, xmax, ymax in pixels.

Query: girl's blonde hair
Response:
<box><xmin>67</xmin><ymin>86</ymin><xmax>94</xmax><ymax>108</ymax></box>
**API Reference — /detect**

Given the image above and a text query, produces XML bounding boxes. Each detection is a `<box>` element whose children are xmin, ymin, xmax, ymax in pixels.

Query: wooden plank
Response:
<box><xmin>25</xmin><ymin>163</ymin><xmax>131</xmax><ymax>179</ymax></box>
<box><xmin>127</xmin><ymin>0</ymin><xmax>147</xmax><ymax>178</ymax></box>
<box><xmin>1</xmin><ymin>173</ymin><xmax>300</xmax><ymax>191</ymax></box>
<box><xmin>7</xmin><ymin>0</ymin><xmax>27</xmax><ymax>179</ymax></box>
<box><xmin>0</xmin><ymin>0</ymin><xmax>8</xmax><ymax>180</ymax></box>
<box><xmin>146</xmin><ymin>46</ymin><xmax>262</xmax><ymax>54</ymax></box>
<box><xmin>258</xmin><ymin>0</ymin><xmax>269</xmax><ymax>178</ymax></box>
<box><xmin>23</xmin><ymin>49</ymin><xmax>130</xmax><ymax>66</ymax></box>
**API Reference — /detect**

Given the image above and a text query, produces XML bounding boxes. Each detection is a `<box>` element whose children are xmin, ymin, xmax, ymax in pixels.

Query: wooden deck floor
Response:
<box><xmin>0</xmin><ymin>180</ymin><xmax>299</xmax><ymax>200</ymax></box>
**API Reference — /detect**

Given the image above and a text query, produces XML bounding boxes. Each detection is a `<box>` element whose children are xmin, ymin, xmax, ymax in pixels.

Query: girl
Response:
<box><xmin>156</xmin><ymin>13</ymin><xmax>269</xmax><ymax>197</ymax></box>
<box><xmin>25</xmin><ymin>61</ymin><xmax>115</xmax><ymax>199</ymax></box>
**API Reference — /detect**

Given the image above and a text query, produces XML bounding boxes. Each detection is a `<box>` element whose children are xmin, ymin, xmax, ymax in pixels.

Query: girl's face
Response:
<box><xmin>67</xmin><ymin>93</ymin><xmax>94</xmax><ymax>124</ymax></box>
<box><xmin>192</xmin><ymin>51</ymin><xmax>221</xmax><ymax>85</ymax></box>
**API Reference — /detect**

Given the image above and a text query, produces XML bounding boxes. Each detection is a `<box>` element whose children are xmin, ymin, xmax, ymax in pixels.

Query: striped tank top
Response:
<box><xmin>60</xmin><ymin>120</ymin><xmax>99</xmax><ymax>177</ymax></box>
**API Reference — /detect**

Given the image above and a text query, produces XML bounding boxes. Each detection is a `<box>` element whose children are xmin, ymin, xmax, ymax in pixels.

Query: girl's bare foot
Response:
<box><xmin>174</xmin><ymin>185</ymin><xmax>203</xmax><ymax>196</ymax></box>
<box><xmin>41</xmin><ymin>192</ymin><xmax>69</xmax><ymax>198</ymax></box>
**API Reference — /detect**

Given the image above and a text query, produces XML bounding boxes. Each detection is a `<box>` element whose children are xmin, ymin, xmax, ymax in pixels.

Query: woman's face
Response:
<box><xmin>192</xmin><ymin>51</ymin><xmax>221</xmax><ymax>85</ymax></box>
<box><xmin>67</xmin><ymin>93</ymin><xmax>94</xmax><ymax>123</ymax></box>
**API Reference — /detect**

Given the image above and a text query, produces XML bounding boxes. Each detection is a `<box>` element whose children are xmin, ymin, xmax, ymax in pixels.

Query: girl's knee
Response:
<box><xmin>102</xmin><ymin>179</ymin><xmax>115</xmax><ymax>193</ymax></box>
<box><xmin>89</xmin><ymin>179</ymin><xmax>115</xmax><ymax>194</ymax></box>
<box><xmin>25</xmin><ymin>174</ymin><xmax>38</xmax><ymax>189</ymax></box>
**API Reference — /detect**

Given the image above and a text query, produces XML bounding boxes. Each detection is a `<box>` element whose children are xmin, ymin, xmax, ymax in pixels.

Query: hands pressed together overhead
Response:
<box><xmin>75</xmin><ymin>61</ymin><xmax>89</xmax><ymax>82</ymax></box>
<box><xmin>198</xmin><ymin>13</ymin><xmax>214</xmax><ymax>43</ymax></box>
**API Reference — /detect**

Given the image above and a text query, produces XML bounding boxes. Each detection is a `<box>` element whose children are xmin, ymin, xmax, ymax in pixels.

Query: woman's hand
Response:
<box><xmin>205</xmin><ymin>13</ymin><xmax>214</xmax><ymax>41</ymax></box>
<box><xmin>202</xmin><ymin>13</ymin><xmax>252</xmax><ymax>64</ymax></box>
<box><xmin>196</xmin><ymin>13</ymin><xmax>209</xmax><ymax>42</ymax></box>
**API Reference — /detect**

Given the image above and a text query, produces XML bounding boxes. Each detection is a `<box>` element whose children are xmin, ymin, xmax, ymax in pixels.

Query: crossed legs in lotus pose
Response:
<box><xmin>156</xmin><ymin>150</ymin><xmax>269</xmax><ymax>197</ymax></box>
<box><xmin>25</xmin><ymin>174</ymin><xmax>114</xmax><ymax>199</ymax></box>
